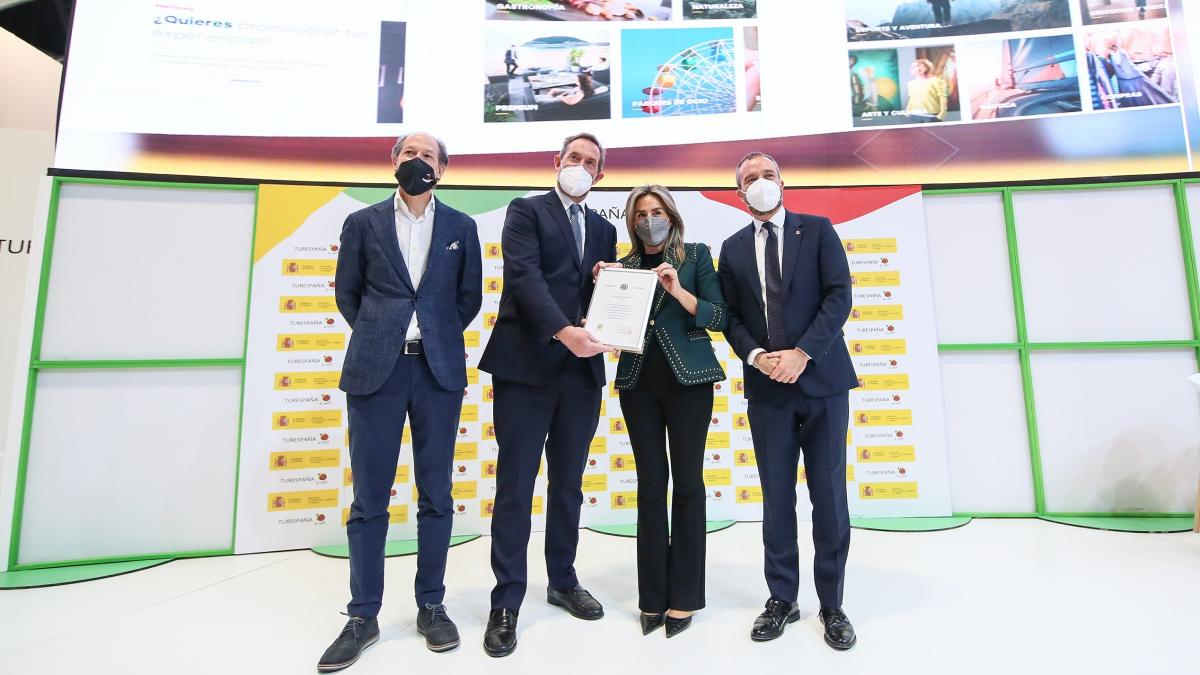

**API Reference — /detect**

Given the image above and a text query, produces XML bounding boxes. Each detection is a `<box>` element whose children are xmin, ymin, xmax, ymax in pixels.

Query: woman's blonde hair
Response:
<box><xmin>625</xmin><ymin>184</ymin><xmax>686</xmax><ymax>261</ymax></box>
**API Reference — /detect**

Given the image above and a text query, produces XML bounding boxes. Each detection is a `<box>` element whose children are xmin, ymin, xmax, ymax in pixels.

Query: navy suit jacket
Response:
<box><xmin>718</xmin><ymin>210</ymin><xmax>858</xmax><ymax>400</ymax></box>
<box><xmin>335</xmin><ymin>196</ymin><xmax>482</xmax><ymax>396</ymax></box>
<box><xmin>479</xmin><ymin>190</ymin><xmax>618</xmax><ymax>388</ymax></box>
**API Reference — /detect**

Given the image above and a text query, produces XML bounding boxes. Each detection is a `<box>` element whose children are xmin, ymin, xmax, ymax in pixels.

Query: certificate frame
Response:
<box><xmin>585</xmin><ymin>267</ymin><xmax>658</xmax><ymax>353</ymax></box>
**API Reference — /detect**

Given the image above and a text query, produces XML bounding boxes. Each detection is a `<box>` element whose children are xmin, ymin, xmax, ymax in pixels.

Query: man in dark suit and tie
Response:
<box><xmin>478</xmin><ymin>132</ymin><xmax>617</xmax><ymax>657</ymax></box>
<box><xmin>718</xmin><ymin>152</ymin><xmax>859</xmax><ymax>651</ymax></box>
<box><xmin>318</xmin><ymin>132</ymin><xmax>482</xmax><ymax>672</ymax></box>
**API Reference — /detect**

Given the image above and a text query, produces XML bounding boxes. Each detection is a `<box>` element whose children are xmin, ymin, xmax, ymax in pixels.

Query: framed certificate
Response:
<box><xmin>585</xmin><ymin>267</ymin><xmax>658</xmax><ymax>353</ymax></box>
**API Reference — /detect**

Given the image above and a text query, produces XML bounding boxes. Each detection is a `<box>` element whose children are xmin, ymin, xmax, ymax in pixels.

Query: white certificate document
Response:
<box><xmin>585</xmin><ymin>267</ymin><xmax>658</xmax><ymax>353</ymax></box>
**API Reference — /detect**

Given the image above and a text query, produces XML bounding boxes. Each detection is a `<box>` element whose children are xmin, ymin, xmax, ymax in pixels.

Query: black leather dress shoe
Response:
<box><xmin>819</xmin><ymin>607</ymin><xmax>857</xmax><ymax>650</ymax></box>
<box><xmin>640</xmin><ymin>612</ymin><xmax>664</xmax><ymax>635</ymax></box>
<box><xmin>416</xmin><ymin>603</ymin><xmax>460</xmax><ymax>653</ymax></box>
<box><xmin>547</xmin><ymin>585</ymin><xmax>604</xmax><ymax>620</ymax></box>
<box><xmin>317</xmin><ymin>614</ymin><xmax>379</xmax><ymax>672</ymax></box>
<box><xmin>483</xmin><ymin>608</ymin><xmax>518</xmax><ymax>658</ymax></box>
<box><xmin>665</xmin><ymin>615</ymin><xmax>692</xmax><ymax>638</ymax></box>
<box><xmin>750</xmin><ymin>597</ymin><xmax>800</xmax><ymax>642</ymax></box>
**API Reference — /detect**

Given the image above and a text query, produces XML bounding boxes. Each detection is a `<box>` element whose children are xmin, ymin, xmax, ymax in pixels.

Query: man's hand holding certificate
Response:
<box><xmin>585</xmin><ymin>266</ymin><xmax>658</xmax><ymax>353</ymax></box>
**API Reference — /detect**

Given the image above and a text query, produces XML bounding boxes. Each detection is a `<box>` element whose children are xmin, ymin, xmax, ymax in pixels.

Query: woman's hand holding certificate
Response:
<box><xmin>585</xmin><ymin>267</ymin><xmax>658</xmax><ymax>353</ymax></box>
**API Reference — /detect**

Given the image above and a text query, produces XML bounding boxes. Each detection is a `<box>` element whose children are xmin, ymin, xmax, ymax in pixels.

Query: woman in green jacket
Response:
<box><xmin>609</xmin><ymin>184</ymin><xmax>728</xmax><ymax>638</ymax></box>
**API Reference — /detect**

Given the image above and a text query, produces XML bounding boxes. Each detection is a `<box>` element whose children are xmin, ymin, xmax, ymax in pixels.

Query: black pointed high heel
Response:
<box><xmin>640</xmin><ymin>612</ymin><xmax>665</xmax><ymax>635</ymax></box>
<box><xmin>665</xmin><ymin>614</ymin><xmax>692</xmax><ymax>638</ymax></box>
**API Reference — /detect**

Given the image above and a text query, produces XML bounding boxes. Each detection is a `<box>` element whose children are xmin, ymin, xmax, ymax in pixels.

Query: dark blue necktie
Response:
<box><xmin>569</xmin><ymin>203</ymin><xmax>584</xmax><ymax>263</ymax></box>
<box><xmin>763</xmin><ymin>221</ymin><xmax>786</xmax><ymax>352</ymax></box>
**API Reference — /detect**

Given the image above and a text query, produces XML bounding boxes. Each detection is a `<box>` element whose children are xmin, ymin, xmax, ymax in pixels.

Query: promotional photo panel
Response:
<box><xmin>484</xmin><ymin>24</ymin><xmax>612</xmax><ymax>123</ymax></box>
<box><xmin>1080</xmin><ymin>0</ymin><xmax>1168</xmax><ymax>25</ymax></box>
<box><xmin>744</xmin><ymin>26</ymin><xmax>761</xmax><ymax>112</ymax></box>
<box><xmin>621</xmin><ymin>26</ymin><xmax>737</xmax><ymax>118</ymax></box>
<box><xmin>846</xmin><ymin>0</ymin><xmax>1072</xmax><ymax>42</ymax></box>
<box><xmin>852</xmin><ymin>45</ymin><xmax>959</xmax><ymax>127</ymax></box>
<box><xmin>961</xmin><ymin>34</ymin><xmax>1082</xmax><ymax>120</ymax></box>
<box><xmin>376</xmin><ymin>21</ymin><xmax>405</xmax><ymax>124</ymax></box>
<box><xmin>485</xmin><ymin>0</ymin><xmax>672</xmax><ymax>21</ymax></box>
<box><xmin>683</xmin><ymin>0</ymin><xmax>757</xmax><ymax>20</ymax></box>
<box><xmin>1085</xmin><ymin>21</ymin><xmax>1178</xmax><ymax>109</ymax></box>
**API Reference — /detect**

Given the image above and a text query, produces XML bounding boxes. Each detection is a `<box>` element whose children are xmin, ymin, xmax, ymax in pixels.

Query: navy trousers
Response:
<box><xmin>747</xmin><ymin>390</ymin><xmax>851</xmax><ymax>609</ymax></box>
<box><xmin>489</xmin><ymin>376</ymin><xmax>602</xmax><ymax>610</ymax></box>
<box><xmin>345</xmin><ymin>352</ymin><xmax>462</xmax><ymax>617</ymax></box>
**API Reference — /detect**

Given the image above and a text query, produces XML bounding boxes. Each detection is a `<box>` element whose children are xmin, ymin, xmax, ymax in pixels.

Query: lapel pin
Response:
<box><xmin>447</xmin><ymin>241</ymin><xmax>460</xmax><ymax>250</ymax></box>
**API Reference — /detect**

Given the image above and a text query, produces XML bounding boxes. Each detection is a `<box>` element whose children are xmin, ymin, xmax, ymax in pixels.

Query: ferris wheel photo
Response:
<box><xmin>622</xmin><ymin>27</ymin><xmax>739</xmax><ymax>118</ymax></box>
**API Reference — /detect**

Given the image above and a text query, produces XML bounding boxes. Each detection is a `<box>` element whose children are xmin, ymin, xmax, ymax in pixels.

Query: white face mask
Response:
<box><xmin>558</xmin><ymin>164</ymin><xmax>594</xmax><ymax>197</ymax></box>
<box><xmin>744</xmin><ymin>177</ymin><xmax>782</xmax><ymax>214</ymax></box>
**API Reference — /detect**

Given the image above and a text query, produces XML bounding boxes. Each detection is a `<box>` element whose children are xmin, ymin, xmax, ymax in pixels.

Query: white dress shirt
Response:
<box><xmin>555</xmin><ymin>185</ymin><xmax>588</xmax><ymax>258</ymax></box>
<box><xmin>395</xmin><ymin>190</ymin><xmax>436</xmax><ymax>341</ymax></box>
<box><xmin>747</xmin><ymin>212</ymin><xmax>807</xmax><ymax>367</ymax></box>
<box><xmin>550</xmin><ymin>186</ymin><xmax>588</xmax><ymax>342</ymax></box>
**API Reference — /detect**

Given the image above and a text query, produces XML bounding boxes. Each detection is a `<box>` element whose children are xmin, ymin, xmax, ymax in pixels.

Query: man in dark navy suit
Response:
<box><xmin>718</xmin><ymin>152</ymin><xmax>859</xmax><ymax>651</ymax></box>
<box><xmin>478</xmin><ymin>132</ymin><xmax>617</xmax><ymax>657</ymax></box>
<box><xmin>319</xmin><ymin>132</ymin><xmax>482</xmax><ymax>671</ymax></box>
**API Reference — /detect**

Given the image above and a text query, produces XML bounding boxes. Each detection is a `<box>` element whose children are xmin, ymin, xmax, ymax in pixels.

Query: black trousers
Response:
<box><xmin>618</xmin><ymin>345</ymin><xmax>713</xmax><ymax>612</ymax></box>
<box><xmin>489</xmin><ymin>375</ymin><xmax>602</xmax><ymax>610</ymax></box>
<box><xmin>747</xmin><ymin>390</ymin><xmax>851</xmax><ymax>609</ymax></box>
<box><xmin>345</xmin><ymin>353</ymin><xmax>461</xmax><ymax>616</ymax></box>
<box><xmin>930</xmin><ymin>0</ymin><xmax>951</xmax><ymax>24</ymax></box>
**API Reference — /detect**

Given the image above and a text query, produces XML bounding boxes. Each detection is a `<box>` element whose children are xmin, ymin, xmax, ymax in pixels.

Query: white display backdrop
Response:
<box><xmin>1012</xmin><ymin>185</ymin><xmax>1194</xmax><ymax>343</ymax></box>
<box><xmin>1032</xmin><ymin>349</ymin><xmax>1200</xmax><ymax>513</ymax></box>
<box><xmin>40</xmin><ymin>184</ymin><xmax>256</xmax><ymax>361</ymax></box>
<box><xmin>3</xmin><ymin>182</ymin><xmax>257</xmax><ymax>568</ymax></box>
<box><xmin>923</xmin><ymin>185</ymin><xmax>1200</xmax><ymax>517</ymax></box>
<box><xmin>938</xmin><ymin>351</ymin><xmax>1036</xmax><ymax>513</ymax></box>
<box><xmin>923</xmin><ymin>192</ymin><xmax>1016</xmax><ymax>345</ymax></box>
<box><xmin>18</xmin><ymin>367</ymin><xmax>244</xmax><ymax>565</ymax></box>
<box><xmin>233</xmin><ymin>185</ymin><xmax>953</xmax><ymax>553</ymax></box>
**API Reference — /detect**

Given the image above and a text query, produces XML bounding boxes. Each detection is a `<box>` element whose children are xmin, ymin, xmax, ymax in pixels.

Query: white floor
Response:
<box><xmin>1</xmin><ymin>520</ymin><xmax>1198</xmax><ymax>675</ymax></box>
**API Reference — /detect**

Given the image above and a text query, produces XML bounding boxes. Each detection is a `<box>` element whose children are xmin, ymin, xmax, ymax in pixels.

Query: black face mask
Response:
<box><xmin>395</xmin><ymin>157</ymin><xmax>438</xmax><ymax>196</ymax></box>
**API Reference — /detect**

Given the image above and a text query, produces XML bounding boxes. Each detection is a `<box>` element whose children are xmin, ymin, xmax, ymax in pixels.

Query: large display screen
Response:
<box><xmin>53</xmin><ymin>0</ymin><xmax>1199</xmax><ymax>185</ymax></box>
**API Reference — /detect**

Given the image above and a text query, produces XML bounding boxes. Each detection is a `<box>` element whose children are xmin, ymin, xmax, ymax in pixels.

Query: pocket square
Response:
<box><xmin>447</xmin><ymin>241</ymin><xmax>460</xmax><ymax>250</ymax></box>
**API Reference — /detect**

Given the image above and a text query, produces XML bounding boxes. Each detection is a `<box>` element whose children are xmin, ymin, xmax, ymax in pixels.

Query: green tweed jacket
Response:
<box><xmin>614</xmin><ymin>242</ymin><xmax>728</xmax><ymax>389</ymax></box>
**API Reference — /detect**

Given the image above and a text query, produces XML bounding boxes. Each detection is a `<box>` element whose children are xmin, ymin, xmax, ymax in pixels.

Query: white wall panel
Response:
<box><xmin>40</xmin><ymin>184</ymin><xmax>255</xmax><ymax>361</ymax></box>
<box><xmin>1013</xmin><ymin>186</ymin><xmax>1192</xmax><ymax>342</ymax></box>
<box><xmin>939</xmin><ymin>351</ymin><xmax>1035</xmax><ymax>513</ymax></box>
<box><xmin>1032</xmin><ymin>349</ymin><xmax>1200</xmax><ymax>513</ymax></box>
<box><xmin>18</xmin><ymin>367</ymin><xmax>242</xmax><ymax>564</ymax></box>
<box><xmin>924</xmin><ymin>192</ymin><xmax>1017</xmax><ymax>344</ymax></box>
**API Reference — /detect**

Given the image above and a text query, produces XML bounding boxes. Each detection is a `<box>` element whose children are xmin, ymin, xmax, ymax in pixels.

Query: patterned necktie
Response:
<box><xmin>763</xmin><ymin>221</ymin><xmax>786</xmax><ymax>352</ymax></box>
<box><xmin>569</xmin><ymin>203</ymin><xmax>585</xmax><ymax>263</ymax></box>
